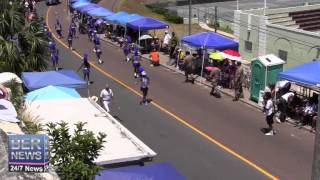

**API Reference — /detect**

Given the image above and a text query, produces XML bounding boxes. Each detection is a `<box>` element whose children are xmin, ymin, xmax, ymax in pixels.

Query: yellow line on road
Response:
<box><xmin>46</xmin><ymin>6</ymin><xmax>278</xmax><ymax>180</ymax></box>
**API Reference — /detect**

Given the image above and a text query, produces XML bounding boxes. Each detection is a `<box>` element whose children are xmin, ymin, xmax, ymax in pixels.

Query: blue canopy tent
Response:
<box><xmin>22</xmin><ymin>70</ymin><xmax>87</xmax><ymax>91</ymax></box>
<box><xmin>87</xmin><ymin>7</ymin><xmax>114</xmax><ymax>17</ymax></box>
<box><xmin>181</xmin><ymin>32</ymin><xmax>239</xmax><ymax>81</ymax></box>
<box><xmin>95</xmin><ymin>163</ymin><xmax>186</xmax><ymax>180</ymax></box>
<box><xmin>70</xmin><ymin>0</ymin><xmax>88</xmax><ymax>4</ymax></box>
<box><xmin>181</xmin><ymin>32</ymin><xmax>238</xmax><ymax>50</ymax></box>
<box><xmin>117</xmin><ymin>14</ymin><xmax>144</xmax><ymax>26</ymax></box>
<box><xmin>278</xmin><ymin>61</ymin><xmax>320</xmax><ymax>87</ymax></box>
<box><xmin>126</xmin><ymin>17</ymin><xmax>168</xmax><ymax>47</ymax></box>
<box><xmin>126</xmin><ymin>17</ymin><xmax>168</xmax><ymax>31</ymax></box>
<box><xmin>25</xmin><ymin>86</ymin><xmax>81</xmax><ymax>102</ymax></box>
<box><xmin>71</xmin><ymin>1</ymin><xmax>90</xmax><ymax>9</ymax></box>
<box><xmin>104</xmin><ymin>11</ymin><xmax>129</xmax><ymax>24</ymax></box>
<box><xmin>77</xmin><ymin>3</ymin><xmax>100</xmax><ymax>13</ymax></box>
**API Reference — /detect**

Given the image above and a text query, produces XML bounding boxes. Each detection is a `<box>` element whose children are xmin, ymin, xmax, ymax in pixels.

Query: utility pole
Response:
<box><xmin>188</xmin><ymin>0</ymin><xmax>192</xmax><ymax>35</ymax></box>
<box><xmin>311</xmin><ymin>94</ymin><xmax>320</xmax><ymax>180</ymax></box>
<box><xmin>236</xmin><ymin>0</ymin><xmax>239</xmax><ymax>10</ymax></box>
<box><xmin>214</xmin><ymin>6</ymin><xmax>217</xmax><ymax>33</ymax></box>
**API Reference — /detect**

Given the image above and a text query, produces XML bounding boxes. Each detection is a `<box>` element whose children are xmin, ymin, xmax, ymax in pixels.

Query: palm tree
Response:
<box><xmin>0</xmin><ymin>0</ymin><xmax>49</xmax><ymax>75</ymax></box>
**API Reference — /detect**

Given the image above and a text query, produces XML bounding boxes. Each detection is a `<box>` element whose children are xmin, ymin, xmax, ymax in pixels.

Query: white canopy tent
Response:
<box><xmin>26</xmin><ymin>98</ymin><xmax>156</xmax><ymax>165</ymax></box>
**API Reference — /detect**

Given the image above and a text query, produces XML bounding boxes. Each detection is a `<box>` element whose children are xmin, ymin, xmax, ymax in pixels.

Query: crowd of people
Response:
<box><xmin>261</xmin><ymin>81</ymin><xmax>318</xmax><ymax>135</ymax></box>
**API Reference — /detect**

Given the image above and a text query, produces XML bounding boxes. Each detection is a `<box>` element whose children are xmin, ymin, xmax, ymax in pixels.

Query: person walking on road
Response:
<box><xmin>70</xmin><ymin>20</ymin><xmax>77</xmax><ymax>37</ymax></box>
<box><xmin>55</xmin><ymin>20</ymin><xmax>63</xmax><ymax>39</ymax></box>
<box><xmin>263</xmin><ymin>92</ymin><xmax>275</xmax><ymax>136</ymax></box>
<box><xmin>67</xmin><ymin>31</ymin><xmax>73</xmax><ymax>50</ymax></box>
<box><xmin>78</xmin><ymin>53</ymin><xmax>91</xmax><ymax>84</ymax></box>
<box><xmin>133</xmin><ymin>48</ymin><xmax>141</xmax><ymax>78</ymax></box>
<box><xmin>210</xmin><ymin>67</ymin><xmax>221</xmax><ymax>98</ymax></box>
<box><xmin>100</xmin><ymin>84</ymin><xmax>114</xmax><ymax>113</ymax></box>
<box><xmin>123</xmin><ymin>43</ymin><xmax>130</xmax><ymax>62</ymax></box>
<box><xmin>183</xmin><ymin>51</ymin><xmax>195</xmax><ymax>84</ymax></box>
<box><xmin>95</xmin><ymin>45</ymin><xmax>103</xmax><ymax>64</ymax></box>
<box><xmin>140</xmin><ymin>71</ymin><xmax>150</xmax><ymax>105</ymax></box>
<box><xmin>233</xmin><ymin>61</ymin><xmax>244</xmax><ymax>101</ymax></box>
<box><xmin>51</xmin><ymin>52</ymin><xmax>59</xmax><ymax>71</ymax></box>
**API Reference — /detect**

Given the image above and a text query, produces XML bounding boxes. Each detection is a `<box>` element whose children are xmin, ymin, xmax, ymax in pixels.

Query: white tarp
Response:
<box><xmin>0</xmin><ymin>72</ymin><xmax>22</xmax><ymax>85</ymax></box>
<box><xmin>0</xmin><ymin>99</ymin><xmax>19</xmax><ymax>123</ymax></box>
<box><xmin>26</xmin><ymin>98</ymin><xmax>156</xmax><ymax>165</ymax></box>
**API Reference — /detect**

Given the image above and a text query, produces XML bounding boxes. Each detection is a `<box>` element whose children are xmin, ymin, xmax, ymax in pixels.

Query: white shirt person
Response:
<box><xmin>100</xmin><ymin>84</ymin><xmax>114</xmax><ymax>113</ymax></box>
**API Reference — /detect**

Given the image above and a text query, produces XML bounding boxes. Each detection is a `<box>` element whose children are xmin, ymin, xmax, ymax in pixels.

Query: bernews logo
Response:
<box><xmin>8</xmin><ymin>134</ymin><xmax>49</xmax><ymax>172</ymax></box>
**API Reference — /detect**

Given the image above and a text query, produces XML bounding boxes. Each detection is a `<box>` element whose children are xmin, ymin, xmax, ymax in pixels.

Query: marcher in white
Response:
<box><xmin>100</xmin><ymin>84</ymin><xmax>114</xmax><ymax>113</ymax></box>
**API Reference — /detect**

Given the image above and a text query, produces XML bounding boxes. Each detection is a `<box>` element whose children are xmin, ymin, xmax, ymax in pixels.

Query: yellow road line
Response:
<box><xmin>46</xmin><ymin>6</ymin><xmax>278</xmax><ymax>180</ymax></box>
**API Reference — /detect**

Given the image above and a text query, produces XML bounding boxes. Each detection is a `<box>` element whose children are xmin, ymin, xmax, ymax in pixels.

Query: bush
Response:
<box><xmin>47</xmin><ymin>121</ymin><xmax>106</xmax><ymax>180</ymax></box>
<box><xmin>146</xmin><ymin>5</ymin><xmax>183</xmax><ymax>24</ymax></box>
<box><xmin>164</xmin><ymin>14</ymin><xmax>183</xmax><ymax>24</ymax></box>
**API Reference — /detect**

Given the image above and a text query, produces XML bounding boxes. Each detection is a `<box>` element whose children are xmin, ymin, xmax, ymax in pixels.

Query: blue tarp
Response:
<box><xmin>77</xmin><ymin>3</ymin><xmax>100</xmax><ymax>13</ymax></box>
<box><xmin>70</xmin><ymin>0</ymin><xmax>88</xmax><ymax>3</ymax></box>
<box><xmin>72</xmin><ymin>1</ymin><xmax>90</xmax><ymax>8</ymax></box>
<box><xmin>104</xmin><ymin>11</ymin><xmax>129</xmax><ymax>23</ymax></box>
<box><xmin>87</xmin><ymin>7</ymin><xmax>113</xmax><ymax>17</ymax></box>
<box><xmin>127</xmin><ymin>17</ymin><xmax>168</xmax><ymax>30</ymax></box>
<box><xmin>181</xmin><ymin>32</ymin><xmax>238</xmax><ymax>50</ymax></box>
<box><xmin>95</xmin><ymin>163</ymin><xmax>186</xmax><ymax>180</ymax></box>
<box><xmin>25</xmin><ymin>86</ymin><xmax>81</xmax><ymax>101</ymax></box>
<box><xmin>22</xmin><ymin>70</ymin><xmax>87</xmax><ymax>91</ymax></box>
<box><xmin>117</xmin><ymin>14</ymin><xmax>144</xmax><ymax>26</ymax></box>
<box><xmin>278</xmin><ymin>61</ymin><xmax>320</xmax><ymax>87</ymax></box>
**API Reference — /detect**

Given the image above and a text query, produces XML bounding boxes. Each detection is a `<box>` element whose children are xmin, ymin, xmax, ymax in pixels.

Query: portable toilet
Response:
<box><xmin>250</xmin><ymin>54</ymin><xmax>285</xmax><ymax>102</ymax></box>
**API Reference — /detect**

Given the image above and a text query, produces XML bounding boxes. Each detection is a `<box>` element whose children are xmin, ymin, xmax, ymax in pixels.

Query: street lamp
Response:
<box><xmin>263</xmin><ymin>0</ymin><xmax>267</xmax><ymax>15</ymax></box>
<box><xmin>236</xmin><ymin>0</ymin><xmax>239</xmax><ymax>10</ymax></box>
<box><xmin>189</xmin><ymin>0</ymin><xmax>192</xmax><ymax>35</ymax></box>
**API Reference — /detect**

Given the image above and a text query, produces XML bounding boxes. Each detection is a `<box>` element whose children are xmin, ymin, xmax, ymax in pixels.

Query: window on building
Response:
<box><xmin>278</xmin><ymin>50</ymin><xmax>288</xmax><ymax>61</ymax></box>
<box><xmin>245</xmin><ymin>40</ymin><xmax>252</xmax><ymax>52</ymax></box>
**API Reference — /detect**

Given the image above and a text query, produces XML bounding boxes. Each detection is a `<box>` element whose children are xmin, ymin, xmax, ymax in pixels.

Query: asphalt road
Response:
<box><xmin>40</xmin><ymin>1</ymin><xmax>315</xmax><ymax>179</ymax></box>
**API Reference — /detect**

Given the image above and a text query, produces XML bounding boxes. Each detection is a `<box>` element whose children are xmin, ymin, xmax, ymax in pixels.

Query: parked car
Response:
<box><xmin>46</xmin><ymin>0</ymin><xmax>59</xmax><ymax>5</ymax></box>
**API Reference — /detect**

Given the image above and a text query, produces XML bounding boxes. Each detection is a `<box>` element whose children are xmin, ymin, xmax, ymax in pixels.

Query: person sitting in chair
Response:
<box><xmin>149</xmin><ymin>48</ymin><xmax>160</xmax><ymax>67</ymax></box>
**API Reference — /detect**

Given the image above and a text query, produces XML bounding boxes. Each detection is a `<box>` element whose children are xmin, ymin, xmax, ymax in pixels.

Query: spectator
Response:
<box><xmin>209</xmin><ymin>67</ymin><xmax>221</xmax><ymax>98</ymax></box>
<box><xmin>264</xmin><ymin>92</ymin><xmax>276</xmax><ymax>136</ymax></box>
<box><xmin>298</xmin><ymin>98</ymin><xmax>317</xmax><ymax>128</ymax></box>
<box><xmin>183</xmin><ymin>51</ymin><xmax>195</xmax><ymax>84</ymax></box>
<box><xmin>163</xmin><ymin>30</ymin><xmax>171</xmax><ymax>54</ymax></box>
<box><xmin>229</xmin><ymin>60</ymin><xmax>237</xmax><ymax>89</ymax></box>
<box><xmin>177</xmin><ymin>49</ymin><xmax>185</xmax><ymax>70</ymax></box>
<box><xmin>221</xmin><ymin>59</ymin><xmax>230</xmax><ymax>88</ymax></box>
<box><xmin>277</xmin><ymin>92</ymin><xmax>295</xmax><ymax>123</ymax></box>
<box><xmin>169</xmin><ymin>32</ymin><xmax>178</xmax><ymax>59</ymax></box>
<box><xmin>233</xmin><ymin>61</ymin><xmax>244</xmax><ymax>101</ymax></box>
<box><xmin>149</xmin><ymin>48</ymin><xmax>160</xmax><ymax>67</ymax></box>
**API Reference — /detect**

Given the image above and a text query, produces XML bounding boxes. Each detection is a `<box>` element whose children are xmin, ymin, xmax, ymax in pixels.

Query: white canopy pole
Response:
<box><xmin>200</xmin><ymin>48</ymin><xmax>205</xmax><ymax>84</ymax></box>
<box><xmin>200</xmin><ymin>34</ymin><xmax>210</xmax><ymax>84</ymax></box>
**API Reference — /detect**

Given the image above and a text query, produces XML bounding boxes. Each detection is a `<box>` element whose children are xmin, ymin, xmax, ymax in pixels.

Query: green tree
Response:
<box><xmin>0</xmin><ymin>0</ymin><xmax>49</xmax><ymax>75</ymax></box>
<box><xmin>47</xmin><ymin>121</ymin><xmax>106</xmax><ymax>180</ymax></box>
